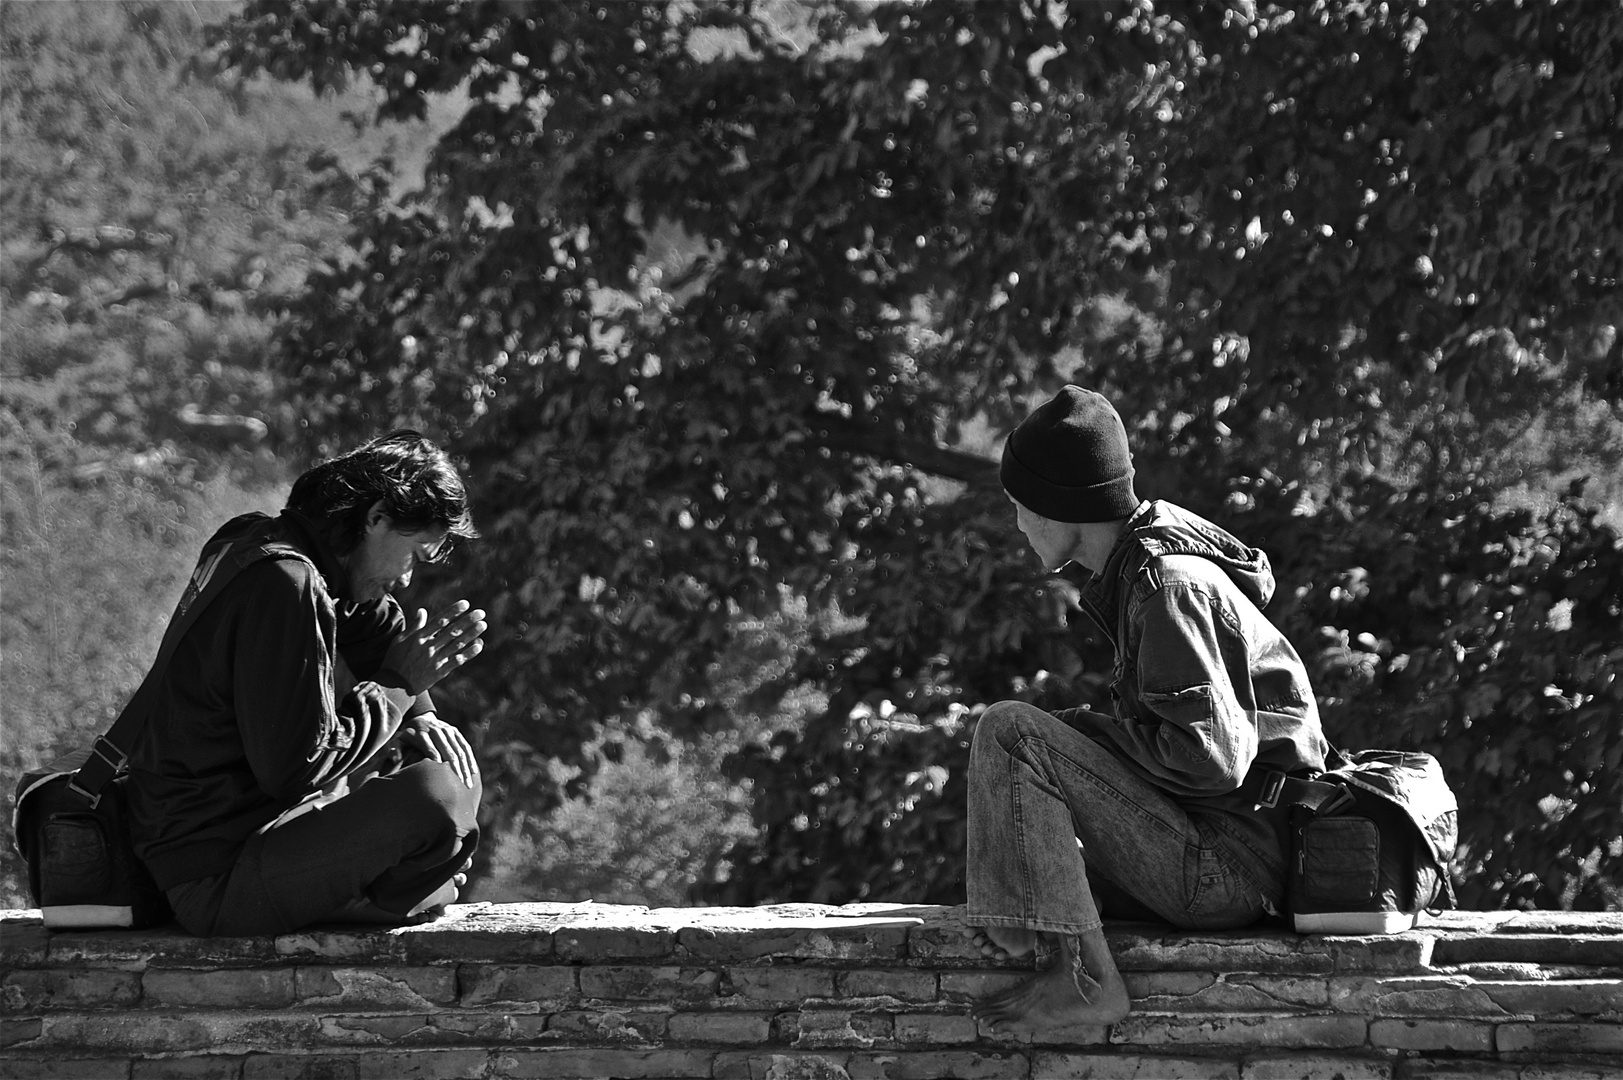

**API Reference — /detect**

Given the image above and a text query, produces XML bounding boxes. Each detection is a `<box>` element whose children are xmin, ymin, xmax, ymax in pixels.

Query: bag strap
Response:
<box><xmin>67</xmin><ymin>522</ymin><xmax>311</xmax><ymax>808</ymax></box>
<box><xmin>1252</xmin><ymin>770</ymin><xmax>1356</xmax><ymax>816</ymax></box>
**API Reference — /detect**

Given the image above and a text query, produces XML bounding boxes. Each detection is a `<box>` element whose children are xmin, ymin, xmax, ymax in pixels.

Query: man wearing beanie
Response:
<box><xmin>968</xmin><ymin>385</ymin><xmax>1329</xmax><ymax>1031</ymax></box>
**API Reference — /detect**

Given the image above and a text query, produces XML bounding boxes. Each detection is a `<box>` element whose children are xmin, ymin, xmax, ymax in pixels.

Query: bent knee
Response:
<box><xmin>971</xmin><ymin>700</ymin><xmax>1119</xmax><ymax>768</ymax></box>
<box><xmin>972</xmin><ymin>699</ymin><xmax>1059</xmax><ymax>752</ymax></box>
<box><xmin>389</xmin><ymin>761</ymin><xmax>481</xmax><ymax>834</ymax></box>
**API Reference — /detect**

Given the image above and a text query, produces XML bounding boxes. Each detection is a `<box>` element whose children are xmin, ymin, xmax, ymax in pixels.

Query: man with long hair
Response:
<box><xmin>128</xmin><ymin>431</ymin><xmax>487</xmax><ymax>935</ymax></box>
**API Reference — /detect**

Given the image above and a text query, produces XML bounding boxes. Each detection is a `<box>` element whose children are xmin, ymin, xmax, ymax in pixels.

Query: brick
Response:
<box><xmin>294</xmin><ymin>966</ymin><xmax>455</xmax><ymax>1008</ymax></box>
<box><xmin>49</xmin><ymin>929</ymin><xmax>279</xmax><ymax>969</ymax></box>
<box><xmin>1014</xmin><ymin>1018</ymin><xmax>1112</xmax><ymax>1047</ymax></box>
<box><xmin>421</xmin><ymin>1012</ymin><xmax>549</xmax><ymax>1042</ymax></box>
<box><xmin>553</xmin><ymin>925</ymin><xmax>676</xmax><ymax>961</ymax></box>
<box><xmin>906</xmin><ymin>910</ymin><xmax>996</xmax><ymax>964</ymax></box>
<box><xmin>132</xmin><ymin>1056</ymin><xmax>245</xmax><ymax>1079</ymax></box>
<box><xmin>1241</xmin><ymin>1055</ymin><xmax>1392</xmax><ymax>1079</ymax></box>
<box><xmin>845</xmin><ymin>1050</ymin><xmax>1031</xmax><ymax>1079</ymax></box>
<box><xmin>727</xmin><ymin>966</ymin><xmax>837</xmax><ymax>1002</ymax></box>
<box><xmin>545</xmin><ymin>1007</ymin><xmax>668</xmax><ymax>1041</ymax></box>
<box><xmin>143</xmin><ymin>968</ymin><xmax>296</xmax><ymax>1009</ymax></box>
<box><xmin>37</xmin><ymin>1013</ymin><xmax>228</xmax><ymax>1053</ymax></box>
<box><xmin>892</xmin><ymin>1011</ymin><xmax>978</xmax><ymax>1046</ymax></box>
<box><xmin>1131</xmin><ymin>976</ymin><xmax>1323</xmax><ymax>1013</ymax></box>
<box><xmin>681</xmin><ymin>925</ymin><xmax>908</xmax><ymax>963</ymax></box>
<box><xmin>315</xmin><ymin>1013</ymin><xmax>434</xmax><ymax>1043</ymax></box>
<box><xmin>1033</xmin><ymin>1053</ymin><xmax>1238</xmax><ymax>1079</ymax></box>
<box><xmin>388</xmin><ymin>911</ymin><xmax>558</xmax><ymax>964</ymax></box>
<box><xmin>1392</xmin><ymin>1061</ymin><xmax>1521</xmax><ymax>1080</ymax></box>
<box><xmin>838</xmin><ymin>970</ymin><xmax>937</xmax><ymax>1003</ymax></box>
<box><xmin>492</xmin><ymin>1047</ymin><xmax>715</xmax><ymax>1078</ymax></box>
<box><xmin>578</xmin><ymin>964</ymin><xmax>717</xmax><ymax>1001</ymax></box>
<box><xmin>1112</xmin><ymin>932</ymin><xmax>1333</xmax><ymax>976</ymax></box>
<box><xmin>457</xmin><ymin>963</ymin><xmax>576</xmax><ymax>1006</ymax></box>
<box><xmin>1432</xmin><ymin>934</ymin><xmax>1623</xmax><ymax>968</ymax></box>
<box><xmin>937</xmin><ymin>971</ymin><xmax>1029</xmax><ymax>1002</ymax></box>
<box><xmin>1518</xmin><ymin>1068</ymin><xmax>1623</xmax><ymax>1080</ymax></box>
<box><xmin>314</xmin><ymin>1010</ymin><xmax>544</xmax><ymax>1048</ymax></box>
<box><xmin>0</xmin><ymin>923</ymin><xmax>51</xmax><ymax>966</ymax></box>
<box><xmin>2</xmin><ymin>1016</ymin><xmax>43</xmax><ymax>1046</ymax></box>
<box><xmin>1304</xmin><ymin>935</ymin><xmax>1435</xmax><ymax>974</ymax></box>
<box><xmin>2</xmin><ymin>968</ymin><xmax>142</xmax><ymax>1011</ymax></box>
<box><xmin>274</xmin><ymin>930</ymin><xmax>407</xmax><ymax>965</ymax></box>
<box><xmin>1494</xmin><ymin>911</ymin><xmax>1623</xmax><ymax>935</ymax></box>
<box><xmin>1367</xmin><ymin>1018</ymin><xmax>1493</xmax><ymax>1052</ymax></box>
<box><xmin>788</xmin><ymin>1008</ymin><xmax>895</xmax><ymax>1048</ymax></box>
<box><xmin>665</xmin><ymin>906</ymin><xmax>920</xmax><ymax>962</ymax></box>
<box><xmin>1479</xmin><ymin>978</ymin><xmax>1623</xmax><ymax>1016</ymax></box>
<box><xmin>1330</xmin><ymin>976</ymin><xmax>1426</xmax><ymax>1014</ymax></box>
<box><xmin>241</xmin><ymin>1049</ymin><xmax>488</xmax><ymax>1079</ymax></box>
<box><xmin>0</xmin><ymin>1055</ymin><xmax>132</xmax><ymax>1079</ymax></box>
<box><xmin>1495</xmin><ymin>1021</ymin><xmax>1623</xmax><ymax>1053</ymax></box>
<box><xmin>906</xmin><ymin>926</ymin><xmax>986</xmax><ymax>962</ymax></box>
<box><xmin>1113</xmin><ymin>1013</ymin><xmax>1369</xmax><ymax>1050</ymax></box>
<box><xmin>713</xmin><ymin>1051</ymin><xmax>854</xmax><ymax>1079</ymax></box>
<box><xmin>1123</xmin><ymin>971</ymin><xmax>1219</xmax><ymax>1000</ymax></box>
<box><xmin>667</xmin><ymin>1010</ymin><xmax>775</xmax><ymax>1043</ymax></box>
<box><xmin>1226</xmin><ymin>976</ymin><xmax>1331</xmax><ymax>1010</ymax></box>
<box><xmin>42</xmin><ymin>1011</ymin><xmax>344</xmax><ymax>1053</ymax></box>
<box><xmin>1328</xmin><ymin>975</ymin><xmax>1508</xmax><ymax>1019</ymax></box>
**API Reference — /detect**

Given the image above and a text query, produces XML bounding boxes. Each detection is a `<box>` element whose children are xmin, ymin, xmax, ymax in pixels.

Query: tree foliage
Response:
<box><xmin>0</xmin><ymin>0</ymin><xmax>444</xmax><ymax>904</ymax></box>
<box><xmin>217</xmin><ymin>0</ymin><xmax>1623</xmax><ymax>910</ymax></box>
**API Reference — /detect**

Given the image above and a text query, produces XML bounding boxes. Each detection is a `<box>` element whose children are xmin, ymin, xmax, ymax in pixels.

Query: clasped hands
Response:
<box><xmin>380</xmin><ymin>599</ymin><xmax>488</xmax><ymax>696</ymax></box>
<box><xmin>379</xmin><ymin>599</ymin><xmax>488</xmax><ymax>790</ymax></box>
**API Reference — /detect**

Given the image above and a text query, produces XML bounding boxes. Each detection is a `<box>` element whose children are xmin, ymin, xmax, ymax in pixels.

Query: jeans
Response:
<box><xmin>166</xmin><ymin>758</ymin><xmax>481</xmax><ymax>936</ymax></box>
<box><xmin>966</xmin><ymin>700</ymin><xmax>1280</xmax><ymax>935</ymax></box>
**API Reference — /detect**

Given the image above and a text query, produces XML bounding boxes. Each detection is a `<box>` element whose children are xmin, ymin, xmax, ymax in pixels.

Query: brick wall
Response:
<box><xmin>2</xmin><ymin>903</ymin><xmax>1620</xmax><ymax>1079</ymax></box>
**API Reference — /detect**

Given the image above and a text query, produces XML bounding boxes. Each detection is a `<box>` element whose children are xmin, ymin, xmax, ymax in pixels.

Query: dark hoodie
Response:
<box><xmin>1056</xmin><ymin>500</ymin><xmax>1328</xmax><ymax>849</ymax></box>
<box><xmin>128</xmin><ymin>510</ymin><xmax>432</xmax><ymax>890</ymax></box>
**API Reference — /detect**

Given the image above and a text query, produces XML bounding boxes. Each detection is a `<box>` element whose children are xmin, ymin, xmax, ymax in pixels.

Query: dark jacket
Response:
<box><xmin>128</xmin><ymin>510</ymin><xmax>430</xmax><ymax>890</ymax></box>
<box><xmin>1055</xmin><ymin>500</ymin><xmax>1329</xmax><ymax>877</ymax></box>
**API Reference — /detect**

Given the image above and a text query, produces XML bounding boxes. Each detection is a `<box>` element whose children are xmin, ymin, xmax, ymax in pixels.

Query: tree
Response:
<box><xmin>216</xmin><ymin>0</ymin><xmax>1622</xmax><ymax>910</ymax></box>
<box><xmin>0</xmin><ymin>0</ymin><xmax>441</xmax><ymax>904</ymax></box>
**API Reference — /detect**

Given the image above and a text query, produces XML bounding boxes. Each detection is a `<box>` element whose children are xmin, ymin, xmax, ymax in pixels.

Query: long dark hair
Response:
<box><xmin>285</xmin><ymin>430</ymin><xmax>478</xmax><ymax>556</ymax></box>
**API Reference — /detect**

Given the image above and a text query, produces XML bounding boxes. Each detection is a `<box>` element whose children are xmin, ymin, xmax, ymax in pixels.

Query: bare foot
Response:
<box><xmin>972</xmin><ymin>932</ymin><xmax>1130</xmax><ymax>1033</ymax></box>
<box><xmin>407</xmin><ymin>860</ymin><xmax>471</xmax><ymax>918</ymax></box>
<box><xmin>326</xmin><ymin>895</ymin><xmax>440</xmax><ymax>926</ymax></box>
<box><xmin>970</xmin><ymin>925</ymin><xmax>1038</xmax><ymax>960</ymax></box>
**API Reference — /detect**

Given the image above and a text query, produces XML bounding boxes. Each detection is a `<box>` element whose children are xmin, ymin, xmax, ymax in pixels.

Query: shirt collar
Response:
<box><xmin>277</xmin><ymin>508</ymin><xmax>356</xmax><ymax>602</ymax></box>
<box><xmin>1078</xmin><ymin>499</ymin><xmax>1154</xmax><ymax>621</ymax></box>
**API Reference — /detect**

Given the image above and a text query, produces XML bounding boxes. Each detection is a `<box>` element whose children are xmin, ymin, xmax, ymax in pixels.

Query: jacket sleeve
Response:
<box><xmin>231</xmin><ymin>561</ymin><xmax>400</xmax><ymax>801</ymax></box>
<box><xmin>337</xmin><ymin>595</ymin><xmax>436</xmax><ymax>720</ymax></box>
<box><xmin>1109</xmin><ymin>578</ymin><xmax>1258</xmax><ymax>797</ymax></box>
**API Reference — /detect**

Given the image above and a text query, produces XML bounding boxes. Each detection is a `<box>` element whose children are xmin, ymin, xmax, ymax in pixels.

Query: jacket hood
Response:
<box><xmin>1119</xmin><ymin>500</ymin><xmax>1277</xmax><ymax>608</ymax></box>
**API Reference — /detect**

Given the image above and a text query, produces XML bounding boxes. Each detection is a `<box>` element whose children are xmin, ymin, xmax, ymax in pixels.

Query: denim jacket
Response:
<box><xmin>1057</xmin><ymin>500</ymin><xmax>1328</xmax><ymax>811</ymax></box>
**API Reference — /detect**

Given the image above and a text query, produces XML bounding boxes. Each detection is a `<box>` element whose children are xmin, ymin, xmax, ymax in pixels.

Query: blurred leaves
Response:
<box><xmin>212</xmin><ymin>0</ymin><xmax>1623</xmax><ymax>911</ymax></box>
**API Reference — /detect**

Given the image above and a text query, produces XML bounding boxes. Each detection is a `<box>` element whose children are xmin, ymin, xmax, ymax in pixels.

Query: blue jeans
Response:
<box><xmin>165</xmin><ymin>758</ymin><xmax>481</xmax><ymax>936</ymax></box>
<box><xmin>966</xmin><ymin>700</ymin><xmax>1280</xmax><ymax>935</ymax></box>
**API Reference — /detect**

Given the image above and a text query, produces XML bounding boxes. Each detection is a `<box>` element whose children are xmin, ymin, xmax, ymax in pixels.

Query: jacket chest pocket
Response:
<box><xmin>1109</xmin><ymin>659</ymin><xmax>1141</xmax><ymax>720</ymax></box>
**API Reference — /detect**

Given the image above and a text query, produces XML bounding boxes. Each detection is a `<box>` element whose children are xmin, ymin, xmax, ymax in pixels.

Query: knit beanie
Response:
<box><xmin>1000</xmin><ymin>385</ymin><xmax>1139</xmax><ymax>523</ymax></box>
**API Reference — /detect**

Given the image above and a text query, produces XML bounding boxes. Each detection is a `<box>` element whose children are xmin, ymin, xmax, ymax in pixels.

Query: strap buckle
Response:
<box><xmin>66</xmin><ymin>737</ymin><xmax>129</xmax><ymax>810</ymax></box>
<box><xmin>1318</xmin><ymin>786</ymin><xmax>1356</xmax><ymax>817</ymax></box>
<box><xmin>90</xmin><ymin>737</ymin><xmax>128</xmax><ymax>772</ymax></box>
<box><xmin>65</xmin><ymin>778</ymin><xmax>103</xmax><ymax>810</ymax></box>
<box><xmin>1254</xmin><ymin>770</ymin><xmax>1286</xmax><ymax>811</ymax></box>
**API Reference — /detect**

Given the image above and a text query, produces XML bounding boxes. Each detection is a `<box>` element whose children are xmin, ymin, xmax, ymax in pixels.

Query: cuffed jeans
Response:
<box><xmin>966</xmin><ymin>700</ymin><xmax>1280</xmax><ymax>936</ymax></box>
<box><xmin>165</xmin><ymin>759</ymin><xmax>481</xmax><ymax>936</ymax></box>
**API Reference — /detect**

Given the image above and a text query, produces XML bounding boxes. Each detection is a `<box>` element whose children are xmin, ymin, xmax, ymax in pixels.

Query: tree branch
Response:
<box><xmin>24</xmin><ymin>225</ymin><xmax>174</xmax><ymax>284</ymax></box>
<box><xmin>805</xmin><ymin>414</ymin><xmax>999</xmax><ymax>485</ymax></box>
